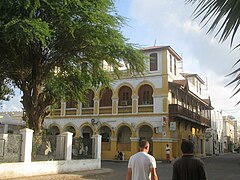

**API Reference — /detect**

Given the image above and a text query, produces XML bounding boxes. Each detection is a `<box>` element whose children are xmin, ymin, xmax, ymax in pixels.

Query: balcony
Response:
<box><xmin>169</xmin><ymin>104</ymin><xmax>211</xmax><ymax>127</ymax></box>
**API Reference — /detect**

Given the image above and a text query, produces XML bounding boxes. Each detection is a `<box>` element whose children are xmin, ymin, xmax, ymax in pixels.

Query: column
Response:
<box><xmin>62</xmin><ymin>132</ymin><xmax>73</xmax><ymax>160</ymax></box>
<box><xmin>112</xmin><ymin>97</ymin><xmax>118</xmax><ymax>114</ymax></box>
<box><xmin>76</xmin><ymin>102</ymin><xmax>81</xmax><ymax>115</ymax></box>
<box><xmin>94</xmin><ymin>98</ymin><xmax>99</xmax><ymax>115</ymax></box>
<box><xmin>3</xmin><ymin>124</ymin><xmax>8</xmax><ymax>133</ymax></box>
<box><xmin>92</xmin><ymin>134</ymin><xmax>102</xmax><ymax>159</ymax></box>
<box><xmin>61</xmin><ymin>101</ymin><xmax>66</xmax><ymax>116</ymax></box>
<box><xmin>132</xmin><ymin>95</ymin><xmax>138</xmax><ymax>114</ymax></box>
<box><xmin>20</xmin><ymin>128</ymin><xmax>34</xmax><ymax>162</ymax></box>
<box><xmin>111</xmin><ymin>137</ymin><xmax>117</xmax><ymax>158</ymax></box>
<box><xmin>56</xmin><ymin>134</ymin><xmax>64</xmax><ymax>159</ymax></box>
<box><xmin>130</xmin><ymin>137</ymin><xmax>139</xmax><ymax>154</ymax></box>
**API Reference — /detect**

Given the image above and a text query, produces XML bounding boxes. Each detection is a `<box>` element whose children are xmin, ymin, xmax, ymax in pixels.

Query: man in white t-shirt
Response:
<box><xmin>165</xmin><ymin>144</ymin><xmax>171</xmax><ymax>163</ymax></box>
<box><xmin>126</xmin><ymin>140</ymin><xmax>158</xmax><ymax>180</ymax></box>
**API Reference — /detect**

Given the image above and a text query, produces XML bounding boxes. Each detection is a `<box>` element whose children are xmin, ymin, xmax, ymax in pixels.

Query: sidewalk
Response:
<box><xmin>5</xmin><ymin>168</ymin><xmax>114</xmax><ymax>180</ymax></box>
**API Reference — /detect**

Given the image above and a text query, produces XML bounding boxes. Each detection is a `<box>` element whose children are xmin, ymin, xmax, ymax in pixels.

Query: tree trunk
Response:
<box><xmin>21</xmin><ymin>91</ymin><xmax>50</xmax><ymax>135</ymax></box>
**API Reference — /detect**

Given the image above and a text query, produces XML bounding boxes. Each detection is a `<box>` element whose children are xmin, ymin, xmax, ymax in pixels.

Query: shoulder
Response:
<box><xmin>147</xmin><ymin>153</ymin><xmax>156</xmax><ymax>162</ymax></box>
<box><xmin>173</xmin><ymin>157</ymin><xmax>182</xmax><ymax>165</ymax></box>
<box><xmin>193</xmin><ymin>157</ymin><xmax>205</xmax><ymax>165</ymax></box>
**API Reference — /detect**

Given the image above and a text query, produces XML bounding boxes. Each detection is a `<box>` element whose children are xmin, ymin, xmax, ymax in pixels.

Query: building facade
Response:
<box><xmin>205</xmin><ymin>110</ymin><xmax>224</xmax><ymax>155</ymax></box>
<box><xmin>45</xmin><ymin>46</ymin><xmax>212</xmax><ymax>160</ymax></box>
<box><xmin>222</xmin><ymin>116</ymin><xmax>235</xmax><ymax>152</ymax></box>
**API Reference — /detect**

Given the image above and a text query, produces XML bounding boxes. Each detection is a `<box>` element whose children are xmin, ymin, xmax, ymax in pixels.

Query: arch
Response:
<box><xmin>135</xmin><ymin>81</ymin><xmax>155</xmax><ymax>95</ymax></box>
<box><xmin>115</xmin><ymin>82</ymin><xmax>134</xmax><ymax>95</ymax></box>
<box><xmin>118</xmin><ymin>86</ymin><xmax>132</xmax><ymax>106</ymax></box>
<box><xmin>48</xmin><ymin>123</ymin><xmax>62</xmax><ymax>132</ymax></box>
<box><xmin>117</xmin><ymin>126</ymin><xmax>132</xmax><ymax>142</ymax></box>
<box><xmin>48</xmin><ymin>125</ymin><xmax>61</xmax><ymax>135</ymax></box>
<box><xmin>115</xmin><ymin>123</ymin><xmax>134</xmax><ymax>136</ymax></box>
<box><xmin>135</xmin><ymin>122</ymin><xmax>154</xmax><ymax>136</ymax></box>
<box><xmin>138</xmin><ymin>125</ymin><xmax>153</xmax><ymax>138</ymax></box>
<box><xmin>80</xmin><ymin>122</ymin><xmax>94</xmax><ymax>132</ymax></box>
<box><xmin>138</xmin><ymin>84</ymin><xmax>154</xmax><ymax>105</ymax></box>
<box><xmin>98</xmin><ymin>125</ymin><xmax>112</xmax><ymax>142</ymax></box>
<box><xmin>137</xmin><ymin>124</ymin><xmax>154</xmax><ymax>155</ymax></box>
<box><xmin>63</xmin><ymin>123</ymin><xmax>78</xmax><ymax>137</ymax></box>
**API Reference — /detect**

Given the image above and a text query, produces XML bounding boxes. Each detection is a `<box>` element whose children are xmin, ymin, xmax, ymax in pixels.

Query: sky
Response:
<box><xmin>1</xmin><ymin>0</ymin><xmax>240</xmax><ymax>118</ymax></box>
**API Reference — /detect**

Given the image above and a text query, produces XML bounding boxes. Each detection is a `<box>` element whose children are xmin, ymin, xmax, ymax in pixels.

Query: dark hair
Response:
<box><xmin>181</xmin><ymin>139</ymin><xmax>194</xmax><ymax>154</ymax></box>
<box><xmin>139</xmin><ymin>140</ymin><xmax>149</xmax><ymax>149</ymax></box>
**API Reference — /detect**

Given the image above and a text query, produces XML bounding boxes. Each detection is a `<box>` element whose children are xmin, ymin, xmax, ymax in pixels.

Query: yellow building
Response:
<box><xmin>45</xmin><ymin>46</ymin><xmax>212</xmax><ymax>160</ymax></box>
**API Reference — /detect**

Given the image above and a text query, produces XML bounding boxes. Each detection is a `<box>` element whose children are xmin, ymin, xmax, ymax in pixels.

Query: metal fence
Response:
<box><xmin>32</xmin><ymin>135</ymin><xmax>66</xmax><ymax>161</ymax></box>
<box><xmin>0</xmin><ymin>134</ymin><xmax>22</xmax><ymax>163</ymax></box>
<box><xmin>72</xmin><ymin>137</ymin><xmax>93</xmax><ymax>159</ymax></box>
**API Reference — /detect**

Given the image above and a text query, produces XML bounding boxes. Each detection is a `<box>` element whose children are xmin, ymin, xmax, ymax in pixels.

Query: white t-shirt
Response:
<box><xmin>166</xmin><ymin>146</ymin><xmax>171</xmax><ymax>155</ymax></box>
<box><xmin>128</xmin><ymin>152</ymin><xmax>157</xmax><ymax>180</ymax></box>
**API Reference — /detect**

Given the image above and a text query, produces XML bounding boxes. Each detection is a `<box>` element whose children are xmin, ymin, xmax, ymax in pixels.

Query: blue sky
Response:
<box><xmin>1</xmin><ymin>0</ymin><xmax>240</xmax><ymax>118</ymax></box>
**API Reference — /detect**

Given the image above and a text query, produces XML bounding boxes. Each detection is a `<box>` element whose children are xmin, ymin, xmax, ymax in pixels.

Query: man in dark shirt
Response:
<box><xmin>172</xmin><ymin>139</ymin><xmax>207</xmax><ymax>180</ymax></box>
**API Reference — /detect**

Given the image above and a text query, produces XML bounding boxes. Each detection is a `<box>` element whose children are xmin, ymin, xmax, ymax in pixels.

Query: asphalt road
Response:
<box><xmin>85</xmin><ymin>153</ymin><xmax>240</xmax><ymax>180</ymax></box>
<box><xmin>7</xmin><ymin>153</ymin><xmax>240</xmax><ymax>180</ymax></box>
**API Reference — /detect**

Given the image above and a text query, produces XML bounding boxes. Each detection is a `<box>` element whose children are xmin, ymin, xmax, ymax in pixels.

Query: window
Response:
<box><xmin>100</xmin><ymin>87</ymin><xmax>112</xmax><ymax>107</ymax></box>
<box><xmin>171</xmin><ymin>93</ymin><xmax>175</xmax><ymax>104</ymax></box>
<box><xmin>138</xmin><ymin>84</ymin><xmax>153</xmax><ymax>105</ymax></box>
<box><xmin>174</xmin><ymin>58</ymin><xmax>177</xmax><ymax>75</ymax></box>
<box><xmin>119</xmin><ymin>86</ymin><xmax>132</xmax><ymax>106</ymax></box>
<box><xmin>150</xmin><ymin>53</ymin><xmax>158</xmax><ymax>71</ymax></box>
<box><xmin>170</xmin><ymin>54</ymin><xmax>172</xmax><ymax>73</ymax></box>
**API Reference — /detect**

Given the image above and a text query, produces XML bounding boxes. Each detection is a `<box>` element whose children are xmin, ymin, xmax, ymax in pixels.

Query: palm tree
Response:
<box><xmin>186</xmin><ymin>0</ymin><xmax>240</xmax><ymax>103</ymax></box>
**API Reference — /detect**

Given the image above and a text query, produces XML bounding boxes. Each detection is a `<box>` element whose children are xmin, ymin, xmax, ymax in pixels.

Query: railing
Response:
<box><xmin>138</xmin><ymin>105</ymin><xmax>154</xmax><ymax>113</ymax></box>
<box><xmin>118</xmin><ymin>106</ymin><xmax>132</xmax><ymax>114</ymax></box>
<box><xmin>82</xmin><ymin>107</ymin><xmax>94</xmax><ymax>115</ymax></box>
<box><xmin>169</xmin><ymin>104</ymin><xmax>211</xmax><ymax>127</ymax></box>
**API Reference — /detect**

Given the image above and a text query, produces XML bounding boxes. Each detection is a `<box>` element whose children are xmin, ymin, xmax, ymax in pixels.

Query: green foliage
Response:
<box><xmin>0</xmin><ymin>74</ymin><xmax>14</xmax><ymax>101</ymax></box>
<box><xmin>186</xmin><ymin>0</ymin><xmax>240</xmax><ymax>104</ymax></box>
<box><xmin>0</xmin><ymin>0</ymin><xmax>145</xmax><ymax>133</ymax></box>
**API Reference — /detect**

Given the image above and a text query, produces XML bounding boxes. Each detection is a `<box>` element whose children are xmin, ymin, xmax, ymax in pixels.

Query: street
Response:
<box><xmin>86</xmin><ymin>153</ymin><xmax>240</xmax><ymax>180</ymax></box>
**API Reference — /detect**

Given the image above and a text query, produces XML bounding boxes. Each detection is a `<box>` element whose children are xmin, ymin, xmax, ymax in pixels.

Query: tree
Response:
<box><xmin>186</xmin><ymin>0</ymin><xmax>240</xmax><ymax>103</ymax></box>
<box><xmin>0</xmin><ymin>73</ymin><xmax>14</xmax><ymax>101</ymax></box>
<box><xmin>0</xmin><ymin>0</ymin><xmax>145</xmax><ymax>134</ymax></box>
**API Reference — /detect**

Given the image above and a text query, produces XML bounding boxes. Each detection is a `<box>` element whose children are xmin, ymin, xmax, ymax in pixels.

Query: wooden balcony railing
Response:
<box><xmin>169</xmin><ymin>104</ymin><xmax>211</xmax><ymax>127</ymax></box>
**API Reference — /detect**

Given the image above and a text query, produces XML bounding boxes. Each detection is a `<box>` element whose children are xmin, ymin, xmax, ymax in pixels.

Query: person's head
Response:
<box><xmin>181</xmin><ymin>139</ymin><xmax>194</xmax><ymax>154</ymax></box>
<box><xmin>166</xmin><ymin>144</ymin><xmax>169</xmax><ymax>147</ymax></box>
<box><xmin>139</xmin><ymin>140</ymin><xmax>150</xmax><ymax>152</ymax></box>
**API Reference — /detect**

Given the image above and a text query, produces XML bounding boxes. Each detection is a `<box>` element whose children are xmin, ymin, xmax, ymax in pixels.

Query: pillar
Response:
<box><xmin>62</xmin><ymin>132</ymin><xmax>73</xmax><ymax>160</ymax></box>
<box><xmin>61</xmin><ymin>101</ymin><xmax>66</xmax><ymax>116</ymax></box>
<box><xmin>92</xmin><ymin>134</ymin><xmax>102</xmax><ymax>159</ymax></box>
<box><xmin>132</xmin><ymin>95</ymin><xmax>138</xmax><ymax>114</ymax></box>
<box><xmin>20</xmin><ymin>128</ymin><xmax>34</xmax><ymax>162</ymax></box>
<box><xmin>130</xmin><ymin>137</ymin><xmax>139</xmax><ymax>153</ymax></box>
<box><xmin>112</xmin><ymin>97</ymin><xmax>118</xmax><ymax>114</ymax></box>
<box><xmin>94</xmin><ymin>98</ymin><xmax>99</xmax><ymax>115</ymax></box>
<box><xmin>111</xmin><ymin>137</ymin><xmax>117</xmax><ymax>158</ymax></box>
<box><xmin>3</xmin><ymin>124</ymin><xmax>8</xmax><ymax>133</ymax></box>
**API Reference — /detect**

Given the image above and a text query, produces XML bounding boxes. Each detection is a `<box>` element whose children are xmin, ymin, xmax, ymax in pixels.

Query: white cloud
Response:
<box><xmin>126</xmin><ymin>0</ymin><xmax>240</xmax><ymax>118</ymax></box>
<box><xmin>183</xmin><ymin>20</ymin><xmax>201</xmax><ymax>34</ymax></box>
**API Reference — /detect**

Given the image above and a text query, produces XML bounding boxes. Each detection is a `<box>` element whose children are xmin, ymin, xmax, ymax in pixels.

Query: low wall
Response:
<box><xmin>0</xmin><ymin>159</ymin><xmax>101</xmax><ymax>179</ymax></box>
